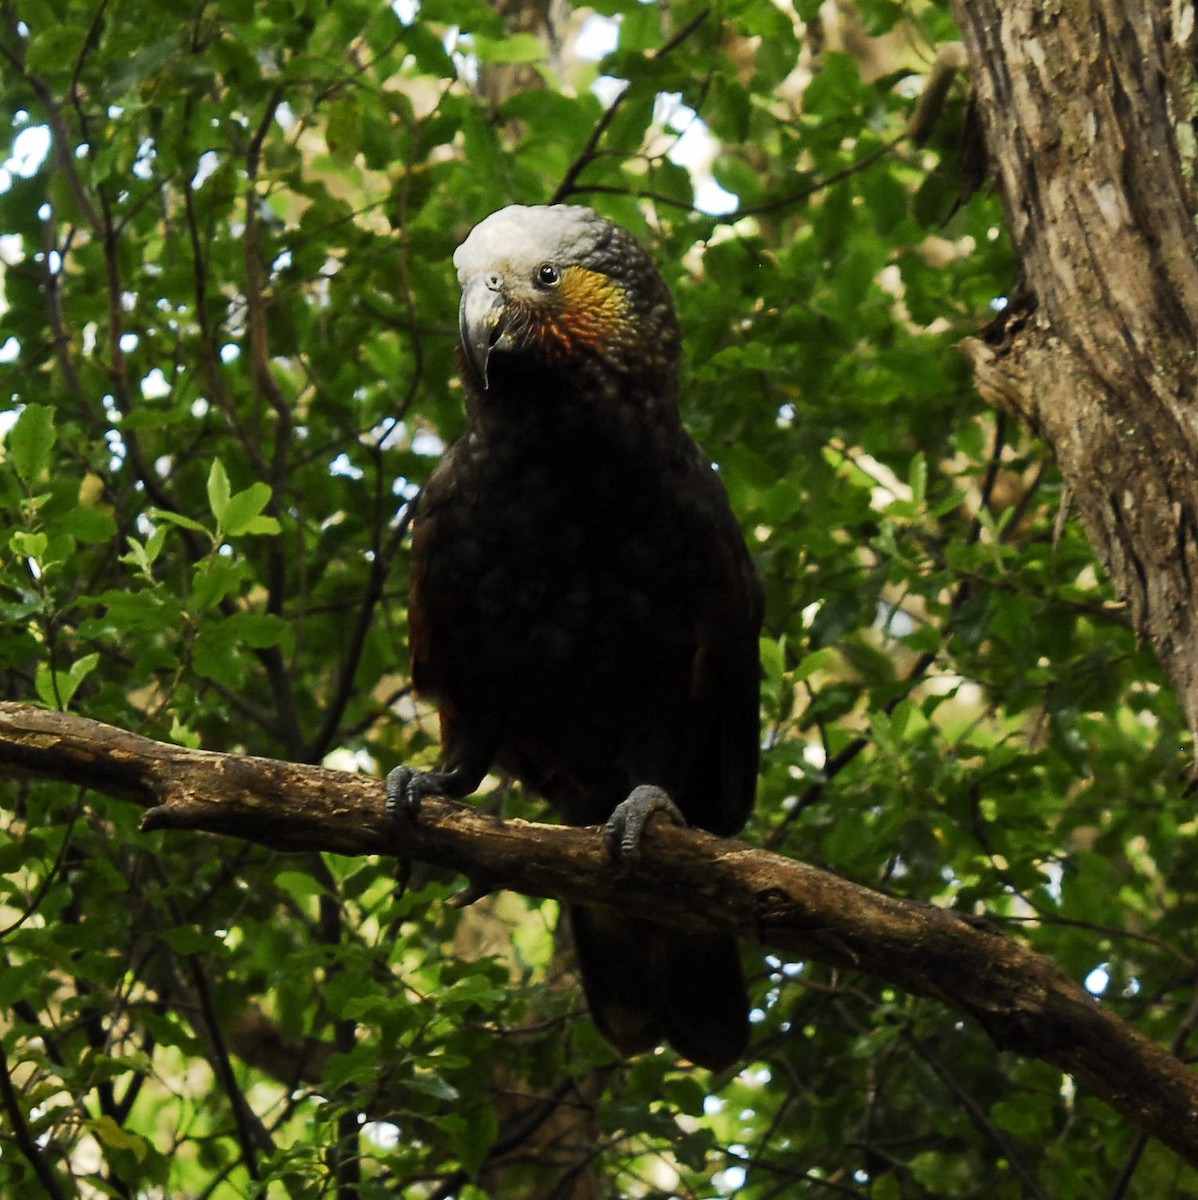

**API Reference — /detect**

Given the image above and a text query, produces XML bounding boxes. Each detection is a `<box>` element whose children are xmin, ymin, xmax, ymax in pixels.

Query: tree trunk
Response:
<box><xmin>950</xmin><ymin>0</ymin><xmax>1198</xmax><ymax>736</ymax></box>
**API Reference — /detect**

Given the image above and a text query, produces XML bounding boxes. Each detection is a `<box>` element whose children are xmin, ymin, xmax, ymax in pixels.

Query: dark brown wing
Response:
<box><xmin>711</xmin><ymin>499</ymin><xmax>764</xmax><ymax>836</ymax></box>
<box><xmin>664</xmin><ymin>442</ymin><xmax>763</xmax><ymax>837</ymax></box>
<box><xmin>406</xmin><ymin>446</ymin><xmax>500</xmax><ymax>794</ymax></box>
<box><xmin>407</xmin><ymin>450</ymin><xmax>460</xmax><ymax>701</ymax></box>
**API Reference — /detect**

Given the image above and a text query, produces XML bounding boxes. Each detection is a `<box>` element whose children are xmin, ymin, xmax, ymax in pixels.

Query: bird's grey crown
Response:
<box><xmin>453</xmin><ymin>204</ymin><xmax>637</xmax><ymax>284</ymax></box>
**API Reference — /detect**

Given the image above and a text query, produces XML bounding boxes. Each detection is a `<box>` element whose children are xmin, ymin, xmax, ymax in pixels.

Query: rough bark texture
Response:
<box><xmin>2</xmin><ymin>700</ymin><xmax>1198</xmax><ymax>1163</ymax></box>
<box><xmin>950</xmin><ymin>0</ymin><xmax>1198</xmax><ymax>735</ymax></box>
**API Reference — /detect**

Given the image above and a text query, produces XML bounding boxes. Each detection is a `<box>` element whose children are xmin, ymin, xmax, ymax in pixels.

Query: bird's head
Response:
<box><xmin>452</xmin><ymin>205</ymin><xmax>681</xmax><ymax>400</ymax></box>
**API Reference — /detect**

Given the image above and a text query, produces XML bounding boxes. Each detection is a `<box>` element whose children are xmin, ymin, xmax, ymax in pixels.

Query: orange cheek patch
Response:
<box><xmin>540</xmin><ymin>266</ymin><xmax>630</xmax><ymax>356</ymax></box>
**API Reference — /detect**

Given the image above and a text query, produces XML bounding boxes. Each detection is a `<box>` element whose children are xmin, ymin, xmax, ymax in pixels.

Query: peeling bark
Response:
<box><xmin>3</xmin><ymin>700</ymin><xmax>1198</xmax><ymax>1164</ymax></box>
<box><xmin>951</xmin><ymin>0</ymin><xmax>1198</xmax><ymax>735</ymax></box>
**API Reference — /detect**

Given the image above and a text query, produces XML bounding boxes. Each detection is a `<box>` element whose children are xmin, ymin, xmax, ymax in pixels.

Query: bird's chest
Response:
<box><xmin>421</xmin><ymin>413</ymin><xmax>718</xmax><ymax>697</ymax></box>
<box><xmin>423</xmin><ymin>445</ymin><xmax>684</xmax><ymax>676</ymax></box>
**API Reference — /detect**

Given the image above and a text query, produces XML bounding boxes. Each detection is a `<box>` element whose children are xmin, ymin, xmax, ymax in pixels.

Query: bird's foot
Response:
<box><xmin>605</xmin><ymin>784</ymin><xmax>686</xmax><ymax>864</ymax></box>
<box><xmin>385</xmin><ymin>766</ymin><xmax>446</xmax><ymax>822</ymax></box>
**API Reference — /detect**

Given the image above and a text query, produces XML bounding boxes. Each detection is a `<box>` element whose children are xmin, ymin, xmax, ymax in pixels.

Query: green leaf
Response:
<box><xmin>326</xmin><ymin>95</ymin><xmax>363</xmax><ymax>165</ymax></box>
<box><xmin>148</xmin><ymin>508</ymin><xmax>211</xmax><ymax>536</ymax></box>
<box><xmin>192</xmin><ymin>612</ymin><xmax>291</xmax><ymax>684</ymax></box>
<box><xmin>7</xmin><ymin>404</ymin><xmax>56</xmax><ymax>484</ymax></box>
<box><xmin>25</xmin><ymin>26</ymin><xmax>86</xmax><ymax>75</ymax></box>
<box><xmin>226</xmin><ymin>612</ymin><xmax>291</xmax><ymax>649</ymax></box>
<box><xmin>872</xmin><ymin>1172</ymin><xmax>903</xmax><ymax>1200</ymax></box>
<box><xmin>990</xmin><ymin>1096</ymin><xmax>1052</xmax><ymax>1139</ymax></box>
<box><xmin>169</xmin><ymin>716</ymin><xmax>201</xmax><ymax>749</ymax></box>
<box><xmin>81</xmin><ymin>589</ymin><xmax>182</xmax><ymax>635</ymax></box>
<box><xmin>191</xmin><ymin>556</ymin><xmax>250</xmax><ymax>613</ymax></box>
<box><xmin>60</xmin><ymin>505</ymin><xmax>117</xmax><ymax>545</ymax></box>
<box><xmin>856</xmin><ymin>0</ymin><xmax>904</xmax><ymax>35</ymax></box>
<box><xmin>10</xmin><ymin>530</ymin><xmax>47</xmax><ymax>561</ymax></box>
<box><xmin>206</xmin><ymin>459</ymin><xmax>231</xmax><ymax>525</ymax></box>
<box><xmin>34</xmin><ymin>652</ymin><xmax>99</xmax><ymax>710</ymax></box>
<box><xmin>409</xmin><ymin>1073</ymin><xmax>460</xmax><ymax>1103</ymax></box>
<box><xmin>803</xmin><ymin>53</ymin><xmax>868</xmax><ymax>119</ymax></box>
<box><xmin>908</xmin><ymin>452</ymin><xmax>928</xmax><ymax>509</ymax></box>
<box><xmin>455</xmin><ymin>1104</ymin><xmax>498</xmax><ymax>1177</ymax></box>
<box><xmin>472</xmin><ymin>32</ymin><xmax>545</xmax><ymax>64</ymax></box>
<box><xmin>161</xmin><ymin>925</ymin><xmax>215</xmax><ymax>954</ymax></box>
<box><xmin>119</xmin><ymin>526</ymin><xmax>168</xmax><ymax>577</ymax></box>
<box><xmin>219</xmin><ymin>481</ymin><xmax>274</xmax><ymax>537</ymax></box>
<box><xmin>760</xmin><ymin>635</ymin><xmax>786</xmax><ymax>681</ymax></box>
<box><xmin>86</xmin><ymin>1116</ymin><xmax>148</xmax><ymax>1161</ymax></box>
<box><xmin>795</xmin><ymin>647</ymin><xmax>838</xmax><ymax>682</ymax></box>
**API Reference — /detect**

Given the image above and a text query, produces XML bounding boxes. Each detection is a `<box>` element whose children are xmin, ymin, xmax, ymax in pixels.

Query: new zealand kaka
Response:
<box><xmin>387</xmin><ymin>204</ymin><xmax>763</xmax><ymax>1071</ymax></box>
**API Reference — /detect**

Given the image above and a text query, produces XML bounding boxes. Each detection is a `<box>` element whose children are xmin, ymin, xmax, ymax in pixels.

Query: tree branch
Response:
<box><xmin>2</xmin><ymin>700</ymin><xmax>1198</xmax><ymax>1165</ymax></box>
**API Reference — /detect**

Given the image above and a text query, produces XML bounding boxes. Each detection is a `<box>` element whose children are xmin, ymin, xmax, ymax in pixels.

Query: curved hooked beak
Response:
<box><xmin>459</xmin><ymin>274</ymin><xmax>513</xmax><ymax>389</ymax></box>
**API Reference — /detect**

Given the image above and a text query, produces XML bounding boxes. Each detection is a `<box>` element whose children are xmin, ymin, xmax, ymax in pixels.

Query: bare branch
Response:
<box><xmin>1</xmin><ymin>700</ymin><xmax>1197</xmax><ymax>1166</ymax></box>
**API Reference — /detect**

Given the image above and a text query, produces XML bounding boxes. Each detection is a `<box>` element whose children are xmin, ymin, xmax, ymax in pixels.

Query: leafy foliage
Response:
<box><xmin>0</xmin><ymin>0</ymin><xmax>1193</xmax><ymax>1196</ymax></box>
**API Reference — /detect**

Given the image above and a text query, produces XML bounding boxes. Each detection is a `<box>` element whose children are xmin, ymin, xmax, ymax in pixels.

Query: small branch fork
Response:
<box><xmin>2</xmin><ymin>701</ymin><xmax>1198</xmax><ymax>1166</ymax></box>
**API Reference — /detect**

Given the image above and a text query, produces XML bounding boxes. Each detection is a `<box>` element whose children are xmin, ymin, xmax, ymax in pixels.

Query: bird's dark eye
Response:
<box><xmin>536</xmin><ymin>262</ymin><xmax>560</xmax><ymax>287</ymax></box>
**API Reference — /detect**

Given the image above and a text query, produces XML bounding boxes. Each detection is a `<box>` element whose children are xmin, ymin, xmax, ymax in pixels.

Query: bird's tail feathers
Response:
<box><xmin>569</xmin><ymin>905</ymin><xmax>748</xmax><ymax>1072</ymax></box>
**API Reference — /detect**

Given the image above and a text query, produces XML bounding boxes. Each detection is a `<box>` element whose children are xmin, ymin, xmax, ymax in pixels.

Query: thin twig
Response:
<box><xmin>0</xmin><ymin>1021</ymin><xmax>69</xmax><ymax>1200</ymax></box>
<box><xmin>902</xmin><ymin>1027</ymin><xmax>1050</xmax><ymax>1200</ymax></box>
<box><xmin>571</xmin><ymin>135</ymin><xmax>904</xmax><ymax>224</ymax></box>
<box><xmin>309</xmin><ymin>503</ymin><xmax>415</xmax><ymax>761</ymax></box>
<box><xmin>550</xmin><ymin>7</ymin><xmax>711</xmax><ymax>205</ymax></box>
<box><xmin>180</xmin><ymin>937</ymin><xmax>274</xmax><ymax>1175</ymax></box>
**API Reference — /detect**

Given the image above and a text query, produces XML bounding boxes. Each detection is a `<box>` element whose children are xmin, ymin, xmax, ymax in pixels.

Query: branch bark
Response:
<box><xmin>950</xmin><ymin>0</ymin><xmax>1198</xmax><ymax>736</ymax></box>
<box><xmin>2</xmin><ymin>701</ymin><xmax>1198</xmax><ymax>1163</ymax></box>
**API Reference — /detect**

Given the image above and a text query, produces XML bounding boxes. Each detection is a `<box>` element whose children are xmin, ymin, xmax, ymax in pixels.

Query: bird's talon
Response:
<box><xmin>605</xmin><ymin>784</ymin><xmax>686</xmax><ymax>864</ymax></box>
<box><xmin>385</xmin><ymin>766</ymin><xmax>425</xmax><ymax>823</ymax></box>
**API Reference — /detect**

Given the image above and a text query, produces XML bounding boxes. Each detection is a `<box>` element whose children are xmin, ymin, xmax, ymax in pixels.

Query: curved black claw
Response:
<box><xmin>386</xmin><ymin>762</ymin><xmax>481</xmax><ymax>824</ymax></box>
<box><xmin>605</xmin><ymin>784</ymin><xmax>686</xmax><ymax>864</ymax></box>
<box><xmin>385</xmin><ymin>766</ymin><xmax>439</xmax><ymax>822</ymax></box>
